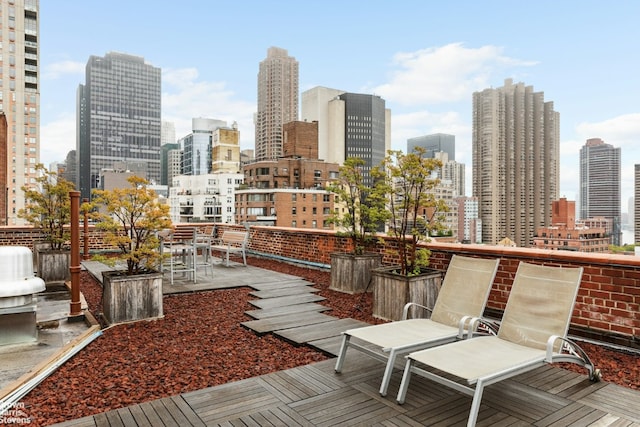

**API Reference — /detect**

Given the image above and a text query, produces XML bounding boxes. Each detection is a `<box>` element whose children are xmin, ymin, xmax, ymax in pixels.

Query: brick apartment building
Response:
<box><xmin>533</xmin><ymin>198</ymin><xmax>609</xmax><ymax>252</ymax></box>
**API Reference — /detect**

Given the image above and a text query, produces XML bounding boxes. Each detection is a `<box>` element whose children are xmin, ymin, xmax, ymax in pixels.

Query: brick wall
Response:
<box><xmin>239</xmin><ymin>225</ymin><xmax>640</xmax><ymax>348</ymax></box>
<box><xmin>2</xmin><ymin>224</ymin><xmax>638</xmax><ymax>348</ymax></box>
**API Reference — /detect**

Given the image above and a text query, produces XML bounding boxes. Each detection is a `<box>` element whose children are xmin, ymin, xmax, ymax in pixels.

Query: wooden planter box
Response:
<box><xmin>330</xmin><ymin>252</ymin><xmax>382</xmax><ymax>294</ymax></box>
<box><xmin>372</xmin><ymin>266</ymin><xmax>443</xmax><ymax>321</ymax></box>
<box><xmin>102</xmin><ymin>270</ymin><xmax>164</xmax><ymax>325</ymax></box>
<box><xmin>35</xmin><ymin>247</ymin><xmax>71</xmax><ymax>284</ymax></box>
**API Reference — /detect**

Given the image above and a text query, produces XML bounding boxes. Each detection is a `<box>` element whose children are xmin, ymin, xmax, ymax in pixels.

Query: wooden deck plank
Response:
<box><xmin>241</xmin><ymin>311</ymin><xmax>338</xmax><ymax>334</ymax></box>
<box><xmin>245</xmin><ymin>302</ymin><xmax>330</xmax><ymax>319</ymax></box>
<box><xmin>275</xmin><ymin>318</ymin><xmax>368</xmax><ymax>344</ymax></box>
<box><xmin>169</xmin><ymin>395</ymin><xmax>206</xmax><ymax>427</ymax></box>
<box><xmin>250</xmin><ymin>286</ymin><xmax>319</xmax><ymax>299</ymax></box>
<box><xmin>127</xmin><ymin>404</ymin><xmax>152</xmax><ymax>427</ymax></box>
<box><xmin>138</xmin><ymin>400</ymin><xmax>168</xmax><ymax>426</ymax></box>
<box><xmin>103</xmin><ymin>411</ymin><xmax>124</xmax><ymax>427</ymax></box>
<box><xmin>149</xmin><ymin>399</ymin><xmax>180</xmax><ymax>427</ymax></box>
<box><xmin>579</xmin><ymin>384</ymin><xmax>640</xmax><ymax>422</ymax></box>
<box><xmin>249</xmin><ymin>293</ymin><xmax>325</xmax><ymax>309</ymax></box>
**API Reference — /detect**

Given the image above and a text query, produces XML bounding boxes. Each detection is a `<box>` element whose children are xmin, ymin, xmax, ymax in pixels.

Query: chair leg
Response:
<box><xmin>396</xmin><ymin>358</ymin><xmax>414</xmax><ymax>404</ymax></box>
<box><xmin>335</xmin><ymin>334</ymin><xmax>350</xmax><ymax>373</ymax></box>
<box><xmin>467</xmin><ymin>381</ymin><xmax>486</xmax><ymax>427</ymax></box>
<box><xmin>379</xmin><ymin>349</ymin><xmax>398</xmax><ymax>396</ymax></box>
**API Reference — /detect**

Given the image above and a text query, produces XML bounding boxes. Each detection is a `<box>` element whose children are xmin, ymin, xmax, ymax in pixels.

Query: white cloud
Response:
<box><xmin>162</xmin><ymin>68</ymin><xmax>255</xmax><ymax>147</ymax></box>
<box><xmin>43</xmin><ymin>60</ymin><xmax>85</xmax><ymax>80</ymax></box>
<box><xmin>576</xmin><ymin>113</ymin><xmax>640</xmax><ymax>147</ymax></box>
<box><xmin>370</xmin><ymin>43</ymin><xmax>538</xmax><ymax>106</ymax></box>
<box><xmin>40</xmin><ymin>113</ymin><xmax>76</xmax><ymax>165</ymax></box>
<box><xmin>560</xmin><ymin>113</ymin><xmax>640</xmax><ymax>210</ymax></box>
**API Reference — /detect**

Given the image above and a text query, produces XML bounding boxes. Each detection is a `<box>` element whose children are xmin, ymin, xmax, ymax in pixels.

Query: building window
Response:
<box><xmin>292</xmin><ymin>220</ymin><xmax>296</xmax><ymax>227</ymax></box>
<box><xmin>312</xmin><ymin>207</ymin><xmax>317</xmax><ymax>215</ymax></box>
<box><xmin>292</xmin><ymin>207</ymin><xmax>296</xmax><ymax>215</ymax></box>
<box><xmin>312</xmin><ymin>220</ymin><xmax>317</xmax><ymax>228</ymax></box>
<box><xmin>323</xmin><ymin>194</ymin><xmax>330</xmax><ymax>202</ymax></box>
<box><xmin>292</xmin><ymin>193</ymin><xmax>297</xmax><ymax>201</ymax></box>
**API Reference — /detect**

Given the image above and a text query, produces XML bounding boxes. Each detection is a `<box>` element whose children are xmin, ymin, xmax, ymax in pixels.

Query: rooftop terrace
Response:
<box><xmin>0</xmin><ymin>224</ymin><xmax>639</xmax><ymax>425</ymax></box>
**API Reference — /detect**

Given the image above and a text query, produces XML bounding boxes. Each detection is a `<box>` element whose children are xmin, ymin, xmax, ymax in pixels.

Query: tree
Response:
<box><xmin>371</xmin><ymin>148</ymin><xmax>449</xmax><ymax>276</ymax></box>
<box><xmin>19</xmin><ymin>164</ymin><xmax>75</xmax><ymax>250</ymax></box>
<box><xmin>326</xmin><ymin>157</ymin><xmax>389</xmax><ymax>254</ymax></box>
<box><xmin>90</xmin><ymin>176</ymin><xmax>172</xmax><ymax>275</ymax></box>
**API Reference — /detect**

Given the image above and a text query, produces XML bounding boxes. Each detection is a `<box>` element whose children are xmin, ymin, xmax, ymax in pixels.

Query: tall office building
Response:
<box><xmin>434</xmin><ymin>151</ymin><xmax>465</xmax><ymax>197</ymax></box>
<box><xmin>161</xmin><ymin>121</ymin><xmax>175</xmax><ymax>146</ymax></box>
<box><xmin>1</xmin><ymin>0</ymin><xmax>39</xmax><ymax>225</ymax></box>
<box><xmin>180</xmin><ymin>118</ymin><xmax>226</xmax><ymax>176</ymax></box>
<box><xmin>76</xmin><ymin>52</ymin><xmax>161</xmax><ymax>199</ymax></box>
<box><xmin>408</xmin><ymin>133</ymin><xmax>455</xmax><ymax>160</ymax></box>
<box><xmin>579</xmin><ymin>138</ymin><xmax>621</xmax><ymax>245</ymax></box>
<box><xmin>255</xmin><ymin>47</ymin><xmax>298</xmax><ymax>161</ymax></box>
<box><xmin>472</xmin><ymin>78</ymin><xmax>559</xmax><ymax>247</ymax></box>
<box><xmin>301</xmin><ymin>87</ymin><xmax>391</xmax><ymax>185</ymax></box>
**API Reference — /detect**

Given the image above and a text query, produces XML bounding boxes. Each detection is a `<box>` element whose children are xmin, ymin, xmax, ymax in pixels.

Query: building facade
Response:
<box><xmin>169</xmin><ymin>173</ymin><xmax>244</xmax><ymax>224</ymax></box>
<box><xmin>456</xmin><ymin>196</ymin><xmax>481</xmax><ymax>244</ymax></box>
<box><xmin>435</xmin><ymin>151</ymin><xmax>465</xmax><ymax>197</ymax></box>
<box><xmin>77</xmin><ymin>52</ymin><xmax>161</xmax><ymax>200</ymax></box>
<box><xmin>533</xmin><ymin>198</ymin><xmax>609</xmax><ymax>252</ymax></box>
<box><xmin>255</xmin><ymin>47</ymin><xmax>298</xmax><ymax>161</ymax></box>
<box><xmin>301</xmin><ymin>86</ymin><xmax>345</xmax><ymax>162</ymax></box>
<box><xmin>235</xmin><ymin>188</ymin><xmax>334</xmax><ymax>229</ymax></box>
<box><xmin>181</xmin><ymin>118</ymin><xmax>227</xmax><ymax>176</ymax></box>
<box><xmin>2</xmin><ymin>0</ymin><xmax>39</xmax><ymax>224</ymax></box>
<box><xmin>579</xmin><ymin>138</ymin><xmax>622</xmax><ymax>246</ymax></box>
<box><xmin>301</xmin><ymin>87</ymin><xmax>390</xmax><ymax>185</ymax></box>
<box><xmin>408</xmin><ymin>133</ymin><xmax>455</xmax><ymax>160</ymax></box>
<box><xmin>160</xmin><ymin>142</ymin><xmax>179</xmax><ymax>186</ymax></box>
<box><xmin>472</xmin><ymin>78</ymin><xmax>559</xmax><ymax>247</ymax></box>
<box><xmin>211</xmin><ymin>123</ymin><xmax>241</xmax><ymax>173</ymax></box>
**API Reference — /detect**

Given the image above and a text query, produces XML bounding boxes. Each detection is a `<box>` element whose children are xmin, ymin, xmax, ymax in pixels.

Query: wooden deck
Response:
<box><xmin>53</xmin><ymin>259</ymin><xmax>640</xmax><ymax>427</ymax></box>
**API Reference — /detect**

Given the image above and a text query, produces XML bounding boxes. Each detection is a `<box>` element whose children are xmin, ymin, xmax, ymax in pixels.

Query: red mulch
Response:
<box><xmin>18</xmin><ymin>257</ymin><xmax>640</xmax><ymax>426</ymax></box>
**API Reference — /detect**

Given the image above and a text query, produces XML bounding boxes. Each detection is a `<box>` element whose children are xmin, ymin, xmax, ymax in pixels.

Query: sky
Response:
<box><xmin>39</xmin><ymin>1</ymin><xmax>640</xmax><ymax>215</ymax></box>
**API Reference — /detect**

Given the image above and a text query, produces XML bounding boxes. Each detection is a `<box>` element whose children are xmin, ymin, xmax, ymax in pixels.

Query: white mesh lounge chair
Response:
<box><xmin>335</xmin><ymin>255</ymin><xmax>500</xmax><ymax>396</ymax></box>
<box><xmin>396</xmin><ymin>262</ymin><xmax>601</xmax><ymax>427</ymax></box>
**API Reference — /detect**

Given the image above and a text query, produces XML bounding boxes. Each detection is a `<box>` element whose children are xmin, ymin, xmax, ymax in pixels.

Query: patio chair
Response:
<box><xmin>161</xmin><ymin>227</ymin><xmax>197</xmax><ymax>285</ymax></box>
<box><xmin>396</xmin><ymin>262</ymin><xmax>601</xmax><ymax>427</ymax></box>
<box><xmin>335</xmin><ymin>255</ymin><xmax>500</xmax><ymax>396</ymax></box>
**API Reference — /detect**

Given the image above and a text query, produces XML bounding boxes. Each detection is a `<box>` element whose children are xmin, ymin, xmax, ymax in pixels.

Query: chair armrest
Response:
<box><xmin>545</xmin><ymin>335</ymin><xmax>601</xmax><ymax>382</ymax></box>
<box><xmin>402</xmin><ymin>302</ymin><xmax>432</xmax><ymax>320</ymax></box>
<box><xmin>468</xmin><ymin>317</ymin><xmax>499</xmax><ymax>338</ymax></box>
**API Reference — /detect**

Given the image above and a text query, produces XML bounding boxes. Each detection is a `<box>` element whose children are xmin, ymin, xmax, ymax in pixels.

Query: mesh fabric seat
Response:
<box><xmin>335</xmin><ymin>255</ymin><xmax>500</xmax><ymax>396</ymax></box>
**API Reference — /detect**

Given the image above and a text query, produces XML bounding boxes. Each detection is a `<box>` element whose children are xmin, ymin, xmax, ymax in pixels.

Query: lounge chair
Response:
<box><xmin>396</xmin><ymin>262</ymin><xmax>601</xmax><ymax>427</ymax></box>
<box><xmin>335</xmin><ymin>255</ymin><xmax>500</xmax><ymax>396</ymax></box>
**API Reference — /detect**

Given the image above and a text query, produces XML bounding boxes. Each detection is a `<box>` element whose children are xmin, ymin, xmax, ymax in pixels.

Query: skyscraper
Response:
<box><xmin>408</xmin><ymin>133</ymin><xmax>455</xmax><ymax>160</ymax></box>
<box><xmin>301</xmin><ymin>86</ymin><xmax>391</xmax><ymax>185</ymax></box>
<box><xmin>2</xmin><ymin>0</ymin><xmax>40</xmax><ymax>225</ymax></box>
<box><xmin>77</xmin><ymin>52</ymin><xmax>161</xmax><ymax>200</ymax></box>
<box><xmin>180</xmin><ymin>118</ymin><xmax>226</xmax><ymax>176</ymax></box>
<box><xmin>472</xmin><ymin>78</ymin><xmax>559</xmax><ymax>247</ymax></box>
<box><xmin>255</xmin><ymin>47</ymin><xmax>298</xmax><ymax>161</ymax></box>
<box><xmin>580</xmin><ymin>138</ymin><xmax>621</xmax><ymax>246</ymax></box>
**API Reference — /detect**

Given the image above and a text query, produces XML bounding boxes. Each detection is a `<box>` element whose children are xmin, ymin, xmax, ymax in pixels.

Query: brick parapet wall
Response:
<box><xmin>2</xmin><ymin>224</ymin><xmax>638</xmax><ymax>348</ymax></box>
<box><xmin>242</xmin><ymin>226</ymin><xmax>640</xmax><ymax>348</ymax></box>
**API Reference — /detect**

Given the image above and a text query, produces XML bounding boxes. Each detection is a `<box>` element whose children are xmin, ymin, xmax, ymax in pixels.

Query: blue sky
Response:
<box><xmin>39</xmin><ymin>1</ymin><xmax>640</xmax><ymax>213</ymax></box>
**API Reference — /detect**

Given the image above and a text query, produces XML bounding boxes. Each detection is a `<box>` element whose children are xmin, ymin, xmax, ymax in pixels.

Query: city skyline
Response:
<box><xmin>38</xmin><ymin>1</ymin><xmax>640</xmax><ymax>212</ymax></box>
